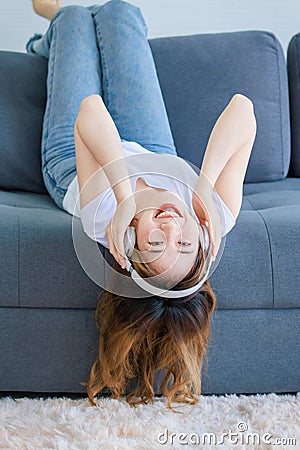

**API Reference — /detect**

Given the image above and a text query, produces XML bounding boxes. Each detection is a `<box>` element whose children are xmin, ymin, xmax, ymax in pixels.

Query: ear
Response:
<box><xmin>129</xmin><ymin>217</ymin><xmax>138</xmax><ymax>226</ymax></box>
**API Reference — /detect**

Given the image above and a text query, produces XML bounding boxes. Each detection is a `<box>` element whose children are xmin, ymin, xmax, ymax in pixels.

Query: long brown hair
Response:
<box><xmin>86</xmin><ymin>247</ymin><xmax>217</xmax><ymax>412</ymax></box>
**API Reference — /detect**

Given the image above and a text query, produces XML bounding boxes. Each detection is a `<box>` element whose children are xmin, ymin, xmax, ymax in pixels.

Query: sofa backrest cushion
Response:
<box><xmin>149</xmin><ymin>30</ymin><xmax>290</xmax><ymax>182</ymax></box>
<box><xmin>0</xmin><ymin>31</ymin><xmax>290</xmax><ymax>194</ymax></box>
<box><xmin>287</xmin><ymin>33</ymin><xmax>300</xmax><ymax>177</ymax></box>
<box><xmin>0</xmin><ymin>51</ymin><xmax>48</xmax><ymax>194</ymax></box>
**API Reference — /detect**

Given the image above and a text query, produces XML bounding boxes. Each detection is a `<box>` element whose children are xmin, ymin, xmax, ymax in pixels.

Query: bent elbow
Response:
<box><xmin>232</xmin><ymin>93</ymin><xmax>254</xmax><ymax>110</ymax></box>
<box><xmin>232</xmin><ymin>93</ymin><xmax>257</xmax><ymax>137</ymax></box>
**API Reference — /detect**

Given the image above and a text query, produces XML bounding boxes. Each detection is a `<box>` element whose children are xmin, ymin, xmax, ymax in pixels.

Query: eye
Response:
<box><xmin>178</xmin><ymin>241</ymin><xmax>191</xmax><ymax>247</ymax></box>
<box><xmin>148</xmin><ymin>241</ymin><xmax>164</xmax><ymax>246</ymax></box>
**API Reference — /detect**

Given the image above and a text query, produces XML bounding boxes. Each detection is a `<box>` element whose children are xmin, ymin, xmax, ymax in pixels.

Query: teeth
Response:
<box><xmin>156</xmin><ymin>209</ymin><xmax>180</xmax><ymax>218</ymax></box>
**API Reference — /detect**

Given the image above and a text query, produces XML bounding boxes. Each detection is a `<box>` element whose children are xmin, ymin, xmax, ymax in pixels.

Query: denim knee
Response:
<box><xmin>101</xmin><ymin>0</ymin><xmax>137</xmax><ymax>10</ymax></box>
<box><xmin>52</xmin><ymin>4</ymin><xmax>94</xmax><ymax>24</ymax></box>
<box><xmin>92</xmin><ymin>0</ymin><xmax>139</xmax><ymax>17</ymax></box>
<box><xmin>91</xmin><ymin>0</ymin><xmax>147</xmax><ymax>33</ymax></box>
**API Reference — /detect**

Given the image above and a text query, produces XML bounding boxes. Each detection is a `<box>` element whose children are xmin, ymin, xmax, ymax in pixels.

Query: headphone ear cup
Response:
<box><xmin>124</xmin><ymin>226</ymin><xmax>136</xmax><ymax>257</ymax></box>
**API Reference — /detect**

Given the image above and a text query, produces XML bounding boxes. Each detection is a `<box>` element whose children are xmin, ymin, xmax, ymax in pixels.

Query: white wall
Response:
<box><xmin>1</xmin><ymin>0</ymin><xmax>299</xmax><ymax>58</ymax></box>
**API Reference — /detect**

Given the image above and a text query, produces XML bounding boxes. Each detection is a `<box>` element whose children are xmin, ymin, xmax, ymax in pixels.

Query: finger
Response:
<box><xmin>107</xmin><ymin>222</ymin><xmax>128</xmax><ymax>269</ymax></box>
<box><xmin>115</xmin><ymin>246</ymin><xmax>127</xmax><ymax>269</ymax></box>
<box><xmin>114</xmin><ymin>236</ymin><xmax>125</xmax><ymax>256</ymax></box>
<box><xmin>110</xmin><ymin>240</ymin><xmax>127</xmax><ymax>269</ymax></box>
<box><xmin>106</xmin><ymin>229</ymin><xmax>123</xmax><ymax>266</ymax></box>
<box><xmin>208</xmin><ymin>223</ymin><xmax>217</xmax><ymax>258</ymax></box>
<box><xmin>111</xmin><ymin>228</ymin><xmax>127</xmax><ymax>258</ymax></box>
<box><xmin>207</xmin><ymin>221</ymin><xmax>215</xmax><ymax>248</ymax></box>
<box><xmin>111</xmin><ymin>247</ymin><xmax>126</xmax><ymax>269</ymax></box>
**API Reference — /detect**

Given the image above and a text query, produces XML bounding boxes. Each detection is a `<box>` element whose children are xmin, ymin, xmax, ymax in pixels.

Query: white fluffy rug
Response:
<box><xmin>0</xmin><ymin>393</ymin><xmax>299</xmax><ymax>449</ymax></box>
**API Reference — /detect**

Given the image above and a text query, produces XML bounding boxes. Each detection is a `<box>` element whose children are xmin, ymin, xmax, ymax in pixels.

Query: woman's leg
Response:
<box><xmin>26</xmin><ymin>5</ymin><xmax>102</xmax><ymax>210</ymax></box>
<box><xmin>88</xmin><ymin>0</ymin><xmax>176</xmax><ymax>155</ymax></box>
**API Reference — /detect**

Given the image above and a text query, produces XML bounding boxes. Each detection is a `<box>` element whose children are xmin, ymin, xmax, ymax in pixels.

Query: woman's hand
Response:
<box><xmin>193</xmin><ymin>194</ymin><xmax>221</xmax><ymax>261</ymax></box>
<box><xmin>192</xmin><ymin>172</ymin><xmax>221</xmax><ymax>261</ymax></box>
<box><xmin>105</xmin><ymin>196</ymin><xmax>137</xmax><ymax>269</ymax></box>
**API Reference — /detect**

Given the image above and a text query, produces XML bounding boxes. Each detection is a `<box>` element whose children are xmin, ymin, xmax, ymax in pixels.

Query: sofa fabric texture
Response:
<box><xmin>288</xmin><ymin>33</ymin><xmax>300</xmax><ymax>176</ymax></box>
<box><xmin>1</xmin><ymin>178</ymin><xmax>300</xmax><ymax>311</ymax></box>
<box><xmin>0</xmin><ymin>30</ymin><xmax>291</xmax><ymax>195</ymax></box>
<box><xmin>0</xmin><ymin>29</ymin><xmax>299</xmax><ymax>395</ymax></box>
<box><xmin>150</xmin><ymin>31</ymin><xmax>291</xmax><ymax>182</ymax></box>
<box><xmin>0</xmin><ymin>52</ymin><xmax>48</xmax><ymax>194</ymax></box>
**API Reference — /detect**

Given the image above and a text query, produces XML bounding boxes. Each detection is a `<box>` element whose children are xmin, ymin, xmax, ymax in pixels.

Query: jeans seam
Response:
<box><xmin>93</xmin><ymin>19</ymin><xmax>111</xmax><ymax>110</ymax></box>
<box><xmin>45</xmin><ymin>167</ymin><xmax>67</xmax><ymax>193</ymax></box>
<box><xmin>42</xmin><ymin>25</ymin><xmax>57</xmax><ymax>170</ymax></box>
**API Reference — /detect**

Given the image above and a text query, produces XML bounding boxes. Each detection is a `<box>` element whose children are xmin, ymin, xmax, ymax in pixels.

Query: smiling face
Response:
<box><xmin>131</xmin><ymin>190</ymin><xmax>201</xmax><ymax>284</ymax></box>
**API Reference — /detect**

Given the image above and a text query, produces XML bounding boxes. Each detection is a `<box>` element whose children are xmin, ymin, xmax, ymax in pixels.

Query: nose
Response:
<box><xmin>160</xmin><ymin>220</ymin><xmax>180</xmax><ymax>231</ymax></box>
<box><xmin>160</xmin><ymin>221</ymin><xmax>182</xmax><ymax>245</ymax></box>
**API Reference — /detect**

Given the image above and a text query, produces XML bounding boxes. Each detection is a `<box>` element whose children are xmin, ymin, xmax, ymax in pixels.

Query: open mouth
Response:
<box><xmin>154</xmin><ymin>203</ymin><xmax>183</xmax><ymax>219</ymax></box>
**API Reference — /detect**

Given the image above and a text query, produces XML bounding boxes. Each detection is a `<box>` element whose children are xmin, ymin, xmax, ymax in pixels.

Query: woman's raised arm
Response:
<box><xmin>74</xmin><ymin>94</ymin><xmax>133</xmax><ymax>209</ymax></box>
<box><xmin>194</xmin><ymin>93</ymin><xmax>257</xmax><ymax>220</ymax></box>
<box><xmin>74</xmin><ymin>94</ymin><xmax>136</xmax><ymax>268</ymax></box>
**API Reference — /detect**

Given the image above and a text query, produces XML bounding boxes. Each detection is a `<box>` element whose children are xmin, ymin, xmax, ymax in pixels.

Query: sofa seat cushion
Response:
<box><xmin>211</xmin><ymin>178</ymin><xmax>300</xmax><ymax>309</ymax></box>
<box><xmin>0</xmin><ymin>191</ymin><xmax>100</xmax><ymax>309</ymax></box>
<box><xmin>1</xmin><ymin>179</ymin><xmax>299</xmax><ymax>310</ymax></box>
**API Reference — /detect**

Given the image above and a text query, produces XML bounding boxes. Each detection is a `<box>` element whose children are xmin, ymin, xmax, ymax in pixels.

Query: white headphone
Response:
<box><xmin>123</xmin><ymin>224</ymin><xmax>213</xmax><ymax>298</ymax></box>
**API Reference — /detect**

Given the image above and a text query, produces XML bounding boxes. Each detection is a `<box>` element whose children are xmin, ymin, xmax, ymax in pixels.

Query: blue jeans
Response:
<box><xmin>26</xmin><ymin>0</ymin><xmax>177</xmax><ymax>210</ymax></box>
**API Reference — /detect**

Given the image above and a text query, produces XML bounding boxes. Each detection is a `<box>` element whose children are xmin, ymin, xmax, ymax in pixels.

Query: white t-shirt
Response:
<box><xmin>62</xmin><ymin>140</ymin><xmax>236</xmax><ymax>247</ymax></box>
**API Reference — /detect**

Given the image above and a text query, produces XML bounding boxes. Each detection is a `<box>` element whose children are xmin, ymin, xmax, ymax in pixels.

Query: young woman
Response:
<box><xmin>28</xmin><ymin>0</ymin><xmax>257</xmax><ymax>410</ymax></box>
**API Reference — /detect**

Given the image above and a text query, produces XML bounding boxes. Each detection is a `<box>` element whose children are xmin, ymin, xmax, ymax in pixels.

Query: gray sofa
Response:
<box><xmin>0</xmin><ymin>29</ymin><xmax>299</xmax><ymax>396</ymax></box>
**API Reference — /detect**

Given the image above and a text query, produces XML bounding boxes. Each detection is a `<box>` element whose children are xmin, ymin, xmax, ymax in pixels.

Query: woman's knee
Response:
<box><xmin>99</xmin><ymin>0</ymin><xmax>136</xmax><ymax>11</ymax></box>
<box><xmin>54</xmin><ymin>5</ymin><xmax>93</xmax><ymax>24</ymax></box>
<box><xmin>92</xmin><ymin>0</ymin><xmax>142</xmax><ymax>21</ymax></box>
